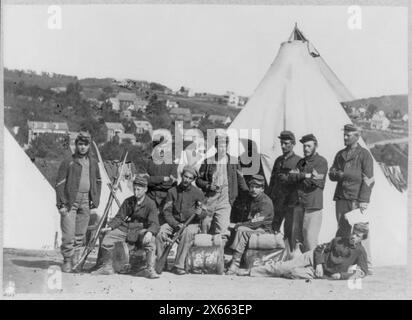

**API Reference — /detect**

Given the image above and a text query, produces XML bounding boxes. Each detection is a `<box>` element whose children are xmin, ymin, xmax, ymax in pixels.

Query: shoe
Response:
<box><xmin>62</xmin><ymin>258</ymin><xmax>72</xmax><ymax>273</ymax></box>
<box><xmin>172</xmin><ymin>267</ymin><xmax>186</xmax><ymax>275</ymax></box>
<box><xmin>236</xmin><ymin>269</ymin><xmax>251</xmax><ymax>277</ymax></box>
<box><xmin>225</xmin><ymin>252</ymin><xmax>241</xmax><ymax>275</ymax></box>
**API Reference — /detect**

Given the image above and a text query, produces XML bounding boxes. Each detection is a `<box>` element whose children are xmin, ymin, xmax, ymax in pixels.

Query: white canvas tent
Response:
<box><xmin>3</xmin><ymin>128</ymin><xmax>60</xmax><ymax>250</ymax></box>
<box><xmin>229</xmin><ymin>28</ymin><xmax>407</xmax><ymax>267</ymax></box>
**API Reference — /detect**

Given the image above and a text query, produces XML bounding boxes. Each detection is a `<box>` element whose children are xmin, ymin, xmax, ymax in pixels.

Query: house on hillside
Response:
<box><xmin>50</xmin><ymin>87</ymin><xmax>67</xmax><ymax>93</ymax></box>
<box><xmin>226</xmin><ymin>92</ymin><xmax>240</xmax><ymax>107</ymax></box>
<box><xmin>108</xmin><ymin>97</ymin><xmax>120</xmax><ymax>111</ymax></box>
<box><xmin>177</xmin><ymin>86</ymin><xmax>195</xmax><ymax>97</ymax></box>
<box><xmin>118</xmin><ymin>133</ymin><xmax>137</xmax><ymax>145</ymax></box>
<box><xmin>117</xmin><ymin>92</ymin><xmax>137</xmax><ymax>111</ymax></box>
<box><xmin>238</xmin><ymin>96</ymin><xmax>248</xmax><ymax>107</ymax></box>
<box><xmin>120</xmin><ymin>110</ymin><xmax>133</xmax><ymax>121</ymax></box>
<box><xmin>208</xmin><ymin>115</ymin><xmax>232</xmax><ymax>126</ymax></box>
<box><xmin>371</xmin><ymin>111</ymin><xmax>390</xmax><ymax>130</ymax></box>
<box><xmin>191</xmin><ymin>113</ymin><xmax>206</xmax><ymax>128</ymax></box>
<box><xmin>27</xmin><ymin>121</ymin><xmax>69</xmax><ymax>144</ymax></box>
<box><xmin>170</xmin><ymin>108</ymin><xmax>192</xmax><ymax>123</ymax></box>
<box><xmin>402</xmin><ymin>114</ymin><xmax>408</xmax><ymax>122</ymax></box>
<box><xmin>105</xmin><ymin>122</ymin><xmax>125</xmax><ymax>142</ymax></box>
<box><xmin>131</xmin><ymin>120</ymin><xmax>153</xmax><ymax>136</ymax></box>
<box><xmin>166</xmin><ymin>100</ymin><xmax>179</xmax><ymax>109</ymax></box>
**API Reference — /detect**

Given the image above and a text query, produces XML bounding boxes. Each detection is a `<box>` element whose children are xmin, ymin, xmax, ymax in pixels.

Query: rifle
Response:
<box><xmin>72</xmin><ymin>148</ymin><xmax>129</xmax><ymax>271</ymax></box>
<box><xmin>155</xmin><ymin>200</ymin><xmax>203</xmax><ymax>274</ymax></box>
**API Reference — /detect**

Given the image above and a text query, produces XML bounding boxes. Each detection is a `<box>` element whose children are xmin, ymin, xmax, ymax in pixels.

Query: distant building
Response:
<box><xmin>170</xmin><ymin>108</ymin><xmax>192</xmax><ymax>122</ymax></box>
<box><xmin>132</xmin><ymin>97</ymin><xmax>149</xmax><ymax>112</ymax></box>
<box><xmin>166</xmin><ymin>100</ymin><xmax>179</xmax><ymax>109</ymax></box>
<box><xmin>50</xmin><ymin>87</ymin><xmax>67</xmax><ymax>93</ymax></box>
<box><xmin>118</xmin><ymin>133</ymin><xmax>137</xmax><ymax>145</ymax></box>
<box><xmin>27</xmin><ymin>121</ymin><xmax>69</xmax><ymax>144</ymax></box>
<box><xmin>238</xmin><ymin>96</ymin><xmax>248</xmax><ymax>107</ymax></box>
<box><xmin>227</xmin><ymin>92</ymin><xmax>240</xmax><ymax>107</ymax></box>
<box><xmin>208</xmin><ymin>115</ymin><xmax>232</xmax><ymax>126</ymax></box>
<box><xmin>105</xmin><ymin>122</ymin><xmax>125</xmax><ymax>142</ymax></box>
<box><xmin>371</xmin><ymin>111</ymin><xmax>390</xmax><ymax>130</ymax></box>
<box><xmin>120</xmin><ymin>110</ymin><xmax>133</xmax><ymax>121</ymax></box>
<box><xmin>402</xmin><ymin>114</ymin><xmax>408</xmax><ymax>122</ymax></box>
<box><xmin>108</xmin><ymin>97</ymin><xmax>120</xmax><ymax>111</ymax></box>
<box><xmin>191</xmin><ymin>113</ymin><xmax>206</xmax><ymax>128</ymax></box>
<box><xmin>117</xmin><ymin>92</ymin><xmax>138</xmax><ymax>111</ymax></box>
<box><xmin>131</xmin><ymin>120</ymin><xmax>153</xmax><ymax>136</ymax></box>
<box><xmin>177</xmin><ymin>86</ymin><xmax>195</xmax><ymax>97</ymax></box>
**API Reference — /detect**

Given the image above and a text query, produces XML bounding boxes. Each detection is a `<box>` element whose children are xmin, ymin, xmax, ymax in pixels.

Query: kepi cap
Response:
<box><xmin>278</xmin><ymin>130</ymin><xmax>295</xmax><ymax>142</ymax></box>
<box><xmin>343</xmin><ymin>124</ymin><xmax>360</xmax><ymax>132</ymax></box>
<box><xmin>299</xmin><ymin>133</ymin><xmax>317</xmax><ymax>144</ymax></box>
<box><xmin>182</xmin><ymin>165</ymin><xmax>198</xmax><ymax>178</ymax></box>
<box><xmin>133</xmin><ymin>175</ymin><xmax>148</xmax><ymax>187</ymax></box>
<box><xmin>248</xmin><ymin>174</ymin><xmax>265</xmax><ymax>187</ymax></box>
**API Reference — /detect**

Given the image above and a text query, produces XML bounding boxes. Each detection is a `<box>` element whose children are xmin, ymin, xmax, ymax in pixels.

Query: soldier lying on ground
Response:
<box><xmin>91</xmin><ymin>176</ymin><xmax>160</xmax><ymax>279</ymax></box>
<box><xmin>235</xmin><ymin>223</ymin><xmax>369</xmax><ymax>280</ymax></box>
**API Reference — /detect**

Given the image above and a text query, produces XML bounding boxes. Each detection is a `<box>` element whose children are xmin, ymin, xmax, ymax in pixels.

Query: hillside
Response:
<box><xmin>345</xmin><ymin>95</ymin><xmax>408</xmax><ymax>116</ymax></box>
<box><xmin>4</xmin><ymin>68</ymin><xmax>78</xmax><ymax>89</ymax></box>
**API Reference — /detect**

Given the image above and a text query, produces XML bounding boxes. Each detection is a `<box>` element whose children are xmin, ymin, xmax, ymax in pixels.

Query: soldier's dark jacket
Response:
<box><xmin>287</xmin><ymin>153</ymin><xmax>328</xmax><ymax>210</ymax></box>
<box><xmin>55</xmin><ymin>154</ymin><xmax>101</xmax><ymax>209</ymax></box>
<box><xmin>236</xmin><ymin>192</ymin><xmax>274</xmax><ymax>233</ymax></box>
<box><xmin>145</xmin><ymin>158</ymin><xmax>178</xmax><ymax>207</ymax></box>
<box><xmin>163</xmin><ymin>184</ymin><xmax>206</xmax><ymax>228</ymax></box>
<box><xmin>267</xmin><ymin>152</ymin><xmax>302</xmax><ymax>208</ymax></box>
<box><xmin>108</xmin><ymin>195</ymin><xmax>160</xmax><ymax>236</ymax></box>
<box><xmin>313</xmin><ymin>237</ymin><xmax>368</xmax><ymax>279</ymax></box>
<box><xmin>329</xmin><ymin>144</ymin><xmax>374</xmax><ymax>203</ymax></box>
<box><xmin>196</xmin><ymin>155</ymin><xmax>248</xmax><ymax>206</ymax></box>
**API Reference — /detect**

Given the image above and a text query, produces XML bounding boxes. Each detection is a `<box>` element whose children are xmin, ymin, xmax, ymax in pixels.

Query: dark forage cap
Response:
<box><xmin>248</xmin><ymin>174</ymin><xmax>266</xmax><ymax>187</ymax></box>
<box><xmin>75</xmin><ymin>131</ymin><xmax>91</xmax><ymax>144</ymax></box>
<box><xmin>278</xmin><ymin>130</ymin><xmax>296</xmax><ymax>142</ymax></box>
<box><xmin>133</xmin><ymin>175</ymin><xmax>148</xmax><ymax>187</ymax></box>
<box><xmin>343</xmin><ymin>124</ymin><xmax>360</xmax><ymax>132</ymax></box>
<box><xmin>299</xmin><ymin>133</ymin><xmax>317</xmax><ymax>144</ymax></box>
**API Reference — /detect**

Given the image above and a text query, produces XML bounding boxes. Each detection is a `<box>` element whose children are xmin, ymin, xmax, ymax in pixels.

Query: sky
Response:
<box><xmin>3</xmin><ymin>4</ymin><xmax>408</xmax><ymax>99</ymax></box>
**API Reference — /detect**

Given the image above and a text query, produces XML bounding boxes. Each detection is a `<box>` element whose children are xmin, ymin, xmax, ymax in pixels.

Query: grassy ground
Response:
<box><xmin>3</xmin><ymin>248</ymin><xmax>410</xmax><ymax>300</ymax></box>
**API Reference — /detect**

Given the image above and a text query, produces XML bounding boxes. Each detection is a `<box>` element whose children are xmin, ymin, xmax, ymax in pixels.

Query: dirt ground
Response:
<box><xmin>2</xmin><ymin>248</ymin><xmax>411</xmax><ymax>300</ymax></box>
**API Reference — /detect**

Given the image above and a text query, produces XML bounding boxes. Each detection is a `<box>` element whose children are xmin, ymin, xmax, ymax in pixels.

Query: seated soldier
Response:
<box><xmin>226</xmin><ymin>174</ymin><xmax>274</xmax><ymax>275</ymax></box>
<box><xmin>236</xmin><ymin>223</ymin><xmax>369</xmax><ymax>280</ymax></box>
<box><xmin>91</xmin><ymin>176</ymin><xmax>160</xmax><ymax>279</ymax></box>
<box><xmin>156</xmin><ymin>165</ymin><xmax>207</xmax><ymax>275</ymax></box>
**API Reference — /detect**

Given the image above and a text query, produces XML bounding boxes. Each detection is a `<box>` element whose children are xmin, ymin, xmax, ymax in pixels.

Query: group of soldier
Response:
<box><xmin>55</xmin><ymin>123</ymin><xmax>374</xmax><ymax>280</ymax></box>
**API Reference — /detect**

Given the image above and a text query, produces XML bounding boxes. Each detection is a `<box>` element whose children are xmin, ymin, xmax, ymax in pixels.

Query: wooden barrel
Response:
<box><xmin>186</xmin><ymin>245</ymin><xmax>224</xmax><ymax>275</ymax></box>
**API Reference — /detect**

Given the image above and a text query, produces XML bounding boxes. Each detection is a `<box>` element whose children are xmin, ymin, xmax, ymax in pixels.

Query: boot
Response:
<box><xmin>62</xmin><ymin>257</ymin><xmax>72</xmax><ymax>273</ymax></box>
<box><xmin>226</xmin><ymin>252</ymin><xmax>242</xmax><ymax>275</ymax></box>
<box><xmin>91</xmin><ymin>248</ymin><xmax>114</xmax><ymax>275</ymax></box>
<box><xmin>71</xmin><ymin>248</ymin><xmax>82</xmax><ymax>273</ymax></box>
<box><xmin>135</xmin><ymin>250</ymin><xmax>160</xmax><ymax>279</ymax></box>
<box><xmin>236</xmin><ymin>268</ymin><xmax>251</xmax><ymax>277</ymax></box>
<box><xmin>88</xmin><ymin>247</ymin><xmax>104</xmax><ymax>273</ymax></box>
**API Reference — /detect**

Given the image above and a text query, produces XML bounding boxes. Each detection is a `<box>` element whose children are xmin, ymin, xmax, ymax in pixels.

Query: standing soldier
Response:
<box><xmin>329</xmin><ymin>124</ymin><xmax>374</xmax><ymax>271</ymax></box>
<box><xmin>287</xmin><ymin>134</ymin><xmax>328</xmax><ymax>252</ymax></box>
<box><xmin>55</xmin><ymin>131</ymin><xmax>102</xmax><ymax>273</ymax></box>
<box><xmin>156</xmin><ymin>166</ymin><xmax>207</xmax><ymax>275</ymax></box>
<box><xmin>196</xmin><ymin>134</ymin><xmax>248</xmax><ymax>237</ymax></box>
<box><xmin>91</xmin><ymin>176</ymin><xmax>160</xmax><ymax>279</ymax></box>
<box><xmin>267</xmin><ymin>131</ymin><xmax>301</xmax><ymax>247</ymax></box>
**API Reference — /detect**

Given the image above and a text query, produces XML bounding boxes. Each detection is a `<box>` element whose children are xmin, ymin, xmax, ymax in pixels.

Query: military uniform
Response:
<box><xmin>156</xmin><ymin>183</ymin><xmax>206</xmax><ymax>272</ymax></box>
<box><xmin>227</xmin><ymin>175</ymin><xmax>274</xmax><ymax>275</ymax></box>
<box><xmin>287</xmin><ymin>134</ymin><xmax>328</xmax><ymax>252</ymax></box>
<box><xmin>267</xmin><ymin>151</ymin><xmax>301</xmax><ymax>239</ymax></box>
<box><xmin>92</xmin><ymin>177</ymin><xmax>160</xmax><ymax>278</ymax></box>
<box><xmin>329</xmin><ymin>144</ymin><xmax>374</xmax><ymax>237</ymax></box>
